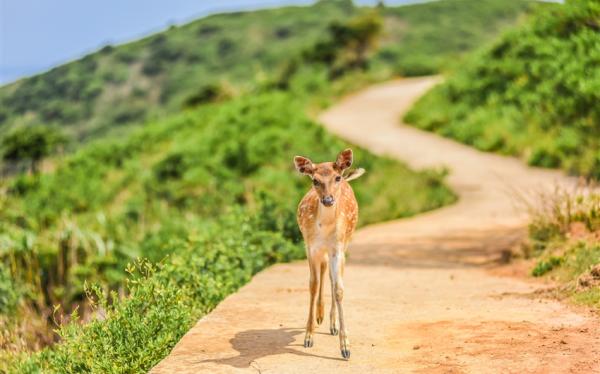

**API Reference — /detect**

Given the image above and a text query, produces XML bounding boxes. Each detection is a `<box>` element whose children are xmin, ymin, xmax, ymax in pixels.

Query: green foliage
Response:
<box><xmin>1</xmin><ymin>126</ymin><xmax>67</xmax><ymax>173</ymax></box>
<box><xmin>9</xmin><ymin>213</ymin><xmax>303</xmax><ymax>373</ymax></box>
<box><xmin>405</xmin><ymin>0</ymin><xmax>600</xmax><ymax>177</ymax></box>
<box><xmin>0</xmin><ymin>0</ymin><xmax>532</xmax><ymax>142</ymax></box>
<box><xmin>0</xmin><ymin>263</ymin><xmax>19</xmax><ymax>314</ymax></box>
<box><xmin>532</xmin><ymin>255</ymin><xmax>564</xmax><ymax>276</ymax></box>
<box><xmin>181</xmin><ymin>83</ymin><xmax>231</xmax><ymax>109</ymax></box>
<box><xmin>376</xmin><ymin>0</ymin><xmax>536</xmax><ymax>76</ymax></box>
<box><xmin>0</xmin><ymin>81</ymin><xmax>455</xmax><ymax>369</ymax></box>
<box><xmin>303</xmin><ymin>11</ymin><xmax>383</xmax><ymax>77</ymax></box>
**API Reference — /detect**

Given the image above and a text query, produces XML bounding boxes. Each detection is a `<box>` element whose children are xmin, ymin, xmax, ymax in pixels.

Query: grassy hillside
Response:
<box><xmin>0</xmin><ymin>0</ymin><xmax>535</xmax><ymax>143</ymax></box>
<box><xmin>0</xmin><ymin>70</ymin><xmax>456</xmax><ymax>372</ymax></box>
<box><xmin>405</xmin><ymin>0</ymin><xmax>600</xmax><ymax>178</ymax></box>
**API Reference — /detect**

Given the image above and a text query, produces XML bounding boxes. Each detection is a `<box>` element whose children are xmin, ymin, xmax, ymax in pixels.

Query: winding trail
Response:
<box><xmin>151</xmin><ymin>77</ymin><xmax>600</xmax><ymax>373</ymax></box>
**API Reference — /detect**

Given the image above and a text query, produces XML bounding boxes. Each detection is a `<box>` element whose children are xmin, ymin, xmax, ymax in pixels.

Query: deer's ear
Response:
<box><xmin>294</xmin><ymin>156</ymin><xmax>314</xmax><ymax>176</ymax></box>
<box><xmin>335</xmin><ymin>148</ymin><xmax>353</xmax><ymax>171</ymax></box>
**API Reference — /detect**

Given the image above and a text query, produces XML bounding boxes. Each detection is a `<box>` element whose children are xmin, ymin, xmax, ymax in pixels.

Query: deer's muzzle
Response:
<box><xmin>321</xmin><ymin>195</ymin><xmax>335</xmax><ymax>207</ymax></box>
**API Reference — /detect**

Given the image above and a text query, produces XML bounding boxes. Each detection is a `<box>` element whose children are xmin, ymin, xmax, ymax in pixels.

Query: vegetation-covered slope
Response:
<box><xmin>405</xmin><ymin>0</ymin><xmax>600</xmax><ymax>178</ymax></box>
<box><xmin>0</xmin><ymin>0</ymin><xmax>535</xmax><ymax>142</ymax></box>
<box><xmin>0</xmin><ymin>69</ymin><xmax>456</xmax><ymax>371</ymax></box>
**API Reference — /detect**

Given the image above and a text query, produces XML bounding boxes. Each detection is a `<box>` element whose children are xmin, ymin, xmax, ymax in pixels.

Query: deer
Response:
<box><xmin>294</xmin><ymin>148</ymin><xmax>365</xmax><ymax>360</ymax></box>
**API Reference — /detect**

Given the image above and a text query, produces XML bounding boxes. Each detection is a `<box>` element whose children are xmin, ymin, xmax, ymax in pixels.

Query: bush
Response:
<box><xmin>532</xmin><ymin>256</ymin><xmax>564</xmax><ymax>276</ymax></box>
<box><xmin>405</xmin><ymin>0</ymin><xmax>600</xmax><ymax>177</ymax></box>
<box><xmin>8</xmin><ymin>212</ymin><xmax>303</xmax><ymax>373</ymax></box>
<box><xmin>1</xmin><ymin>126</ymin><xmax>67</xmax><ymax>173</ymax></box>
<box><xmin>181</xmin><ymin>83</ymin><xmax>230</xmax><ymax>109</ymax></box>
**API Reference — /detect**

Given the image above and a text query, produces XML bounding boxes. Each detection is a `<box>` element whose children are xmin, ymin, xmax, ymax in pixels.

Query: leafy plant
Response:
<box><xmin>532</xmin><ymin>256</ymin><xmax>564</xmax><ymax>277</ymax></box>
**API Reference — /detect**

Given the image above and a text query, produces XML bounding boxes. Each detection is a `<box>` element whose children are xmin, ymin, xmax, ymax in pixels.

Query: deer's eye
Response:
<box><xmin>312</xmin><ymin>179</ymin><xmax>320</xmax><ymax>187</ymax></box>
<box><xmin>335</xmin><ymin>176</ymin><xmax>342</xmax><ymax>182</ymax></box>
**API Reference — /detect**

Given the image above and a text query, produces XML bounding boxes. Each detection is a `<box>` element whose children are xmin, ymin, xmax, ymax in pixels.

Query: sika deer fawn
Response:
<box><xmin>294</xmin><ymin>148</ymin><xmax>365</xmax><ymax>360</ymax></box>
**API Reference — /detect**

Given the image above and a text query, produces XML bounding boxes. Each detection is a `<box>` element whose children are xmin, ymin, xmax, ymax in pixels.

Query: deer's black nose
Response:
<box><xmin>322</xmin><ymin>195</ymin><xmax>335</xmax><ymax>207</ymax></box>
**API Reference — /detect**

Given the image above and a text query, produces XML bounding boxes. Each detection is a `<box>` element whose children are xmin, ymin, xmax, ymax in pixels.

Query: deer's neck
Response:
<box><xmin>316</xmin><ymin>199</ymin><xmax>338</xmax><ymax>228</ymax></box>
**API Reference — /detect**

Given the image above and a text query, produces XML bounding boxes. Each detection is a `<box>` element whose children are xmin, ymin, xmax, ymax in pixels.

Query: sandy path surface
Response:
<box><xmin>151</xmin><ymin>78</ymin><xmax>600</xmax><ymax>373</ymax></box>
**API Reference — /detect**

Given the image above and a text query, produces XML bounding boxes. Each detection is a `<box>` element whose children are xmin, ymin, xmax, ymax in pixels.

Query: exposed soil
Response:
<box><xmin>151</xmin><ymin>78</ymin><xmax>600</xmax><ymax>373</ymax></box>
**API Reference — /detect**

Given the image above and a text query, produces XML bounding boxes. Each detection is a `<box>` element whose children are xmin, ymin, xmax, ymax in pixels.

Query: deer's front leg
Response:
<box><xmin>329</xmin><ymin>264</ymin><xmax>338</xmax><ymax>336</ymax></box>
<box><xmin>330</xmin><ymin>247</ymin><xmax>349</xmax><ymax>359</ymax></box>
<box><xmin>304</xmin><ymin>258</ymin><xmax>321</xmax><ymax>348</ymax></box>
<box><xmin>316</xmin><ymin>260</ymin><xmax>326</xmax><ymax>326</ymax></box>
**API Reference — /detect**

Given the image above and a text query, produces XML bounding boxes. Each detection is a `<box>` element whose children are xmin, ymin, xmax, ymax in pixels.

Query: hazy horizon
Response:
<box><xmin>0</xmin><ymin>0</ymin><xmax>426</xmax><ymax>85</ymax></box>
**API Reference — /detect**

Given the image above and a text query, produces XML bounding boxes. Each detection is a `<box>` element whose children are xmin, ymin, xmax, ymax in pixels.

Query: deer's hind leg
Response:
<box><xmin>330</xmin><ymin>245</ymin><xmax>350</xmax><ymax>359</ymax></box>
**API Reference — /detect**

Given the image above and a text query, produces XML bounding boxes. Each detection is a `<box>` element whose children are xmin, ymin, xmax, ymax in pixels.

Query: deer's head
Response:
<box><xmin>294</xmin><ymin>149</ymin><xmax>364</xmax><ymax>207</ymax></box>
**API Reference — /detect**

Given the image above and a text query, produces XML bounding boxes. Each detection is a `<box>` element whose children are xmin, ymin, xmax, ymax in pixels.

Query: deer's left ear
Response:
<box><xmin>335</xmin><ymin>148</ymin><xmax>353</xmax><ymax>171</ymax></box>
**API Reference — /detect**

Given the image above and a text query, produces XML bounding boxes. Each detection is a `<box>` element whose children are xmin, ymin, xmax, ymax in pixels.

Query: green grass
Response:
<box><xmin>404</xmin><ymin>0</ymin><xmax>600</xmax><ymax>178</ymax></box>
<box><xmin>0</xmin><ymin>0</ymin><xmax>534</xmax><ymax>143</ymax></box>
<box><xmin>572</xmin><ymin>287</ymin><xmax>600</xmax><ymax>309</ymax></box>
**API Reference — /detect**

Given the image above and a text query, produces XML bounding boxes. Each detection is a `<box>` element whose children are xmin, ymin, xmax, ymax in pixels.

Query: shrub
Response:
<box><xmin>405</xmin><ymin>0</ymin><xmax>600</xmax><ymax>177</ymax></box>
<box><xmin>1</xmin><ymin>126</ymin><xmax>67</xmax><ymax>173</ymax></box>
<box><xmin>181</xmin><ymin>83</ymin><xmax>230</xmax><ymax>109</ymax></box>
<box><xmin>532</xmin><ymin>256</ymin><xmax>564</xmax><ymax>277</ymax></box>
<box><xmin>8</xmin><ymin>212</ymin><xmax>303</xmax><ymax>373</ymax></box>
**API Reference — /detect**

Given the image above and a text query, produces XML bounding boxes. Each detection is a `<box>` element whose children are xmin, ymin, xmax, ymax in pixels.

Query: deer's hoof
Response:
<box><xmin>341</xmin><ymin>348</ymin><xmax>351</xmax><ymax>360</ymax></box>
<box><xmin>304</xmin><ymin>337</ymin><xmax>313</xmax><ymax>348</ymax></box>
<box><xmin>316</xmin><ymin>316</ymin><xmax>323</xmax><ymax>325</ymax></box>
<box><xmin>330</xmin><ymin>327</ymin><xmax>338</xmax><ymax>336</ymax></box>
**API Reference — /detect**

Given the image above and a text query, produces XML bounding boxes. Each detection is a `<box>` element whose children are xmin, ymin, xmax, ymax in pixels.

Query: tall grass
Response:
<box><xmin>524</xmin><ymin>185</ymin><xmax>600</xmax><ymax>309</ymax></box>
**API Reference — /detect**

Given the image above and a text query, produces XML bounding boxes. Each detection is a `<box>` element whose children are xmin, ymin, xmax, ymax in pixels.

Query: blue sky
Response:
<box><xmin>0</xmin><ymin>0</ymin><xmax>422</xmax><ymax>85</ymax></box>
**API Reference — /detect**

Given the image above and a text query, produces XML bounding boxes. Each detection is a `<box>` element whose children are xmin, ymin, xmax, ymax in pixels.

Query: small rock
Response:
<box><xmin>413</xmin><ymin>345</ymin><xmax>420</xmax><ymax>350</ymax></box>
<box><xmin>560</xmin><ymin>340</ymin><xmax>567</xmax><ymax>344</ymax></box>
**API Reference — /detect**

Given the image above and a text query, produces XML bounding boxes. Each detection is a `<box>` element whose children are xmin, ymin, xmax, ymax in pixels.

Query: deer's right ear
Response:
<box><xmin>294</xmin><ymin>156</ymin><xmax>314</xmax><ymax>176</ymax></box>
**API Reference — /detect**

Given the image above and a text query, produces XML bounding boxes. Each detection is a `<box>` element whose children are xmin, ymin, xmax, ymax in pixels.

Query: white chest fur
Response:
<box><xmin>308</xmin><ymin>204</ymin><xmax>339</xmax><ymax>255</ymax></box>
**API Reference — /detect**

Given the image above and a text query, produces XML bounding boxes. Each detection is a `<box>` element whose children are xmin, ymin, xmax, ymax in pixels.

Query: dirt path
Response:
<box><xmin>151</xmin><ymin>78</ymin><xmax>600</xmax><ymax>373</ymax></box>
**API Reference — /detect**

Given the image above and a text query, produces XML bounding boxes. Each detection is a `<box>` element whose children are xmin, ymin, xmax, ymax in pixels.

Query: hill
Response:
<box><xmin>405</xmin><ymin>0</ymin><xmax>599</xmax><ymax>178</ymax></box>
<box><xmin>0</xmin><ymin>71</ymin><xmax>456</xmax><ymax>371</ymax></box>
<box><xmin>0</xmin><ymin>0</ymin><xmax>536</xmax><ymax>143</ymax></box>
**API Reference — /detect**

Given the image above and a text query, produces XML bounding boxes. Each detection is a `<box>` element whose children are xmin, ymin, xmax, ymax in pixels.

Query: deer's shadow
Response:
<box><xmin>198</xmin><ymin>327</ymin><xmax>344</xmax><ymax>368</ymax></box>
